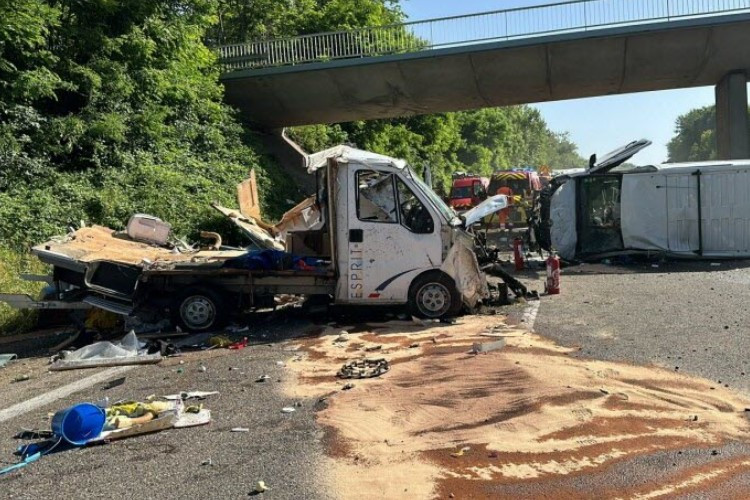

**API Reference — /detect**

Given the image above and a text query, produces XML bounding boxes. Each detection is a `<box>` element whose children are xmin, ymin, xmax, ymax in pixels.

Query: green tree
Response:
<box><xmin>667</xmin><ymin>106</ymin><xmax>718</xmax><ymax>162</ymax></box>
<box><xmin>667</xmin><ymin>105</ymin><xmax>750</xmax><ymax>162</ymax></box>
<box><xmin>211</xmin><ymin>0</ymin><xmax>404</xmax><ymax>43</ymax></box>
<box><xmin>0</xmin><ymin>0</ymin><xmax>298</xmax><ymax>249</ymax></box>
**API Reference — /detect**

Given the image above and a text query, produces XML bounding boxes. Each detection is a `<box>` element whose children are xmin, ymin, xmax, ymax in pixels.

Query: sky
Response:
<box><xmin>399</xmin><ymin>0</ymin><xmax>743</xmax><ymax>165</ymax></box>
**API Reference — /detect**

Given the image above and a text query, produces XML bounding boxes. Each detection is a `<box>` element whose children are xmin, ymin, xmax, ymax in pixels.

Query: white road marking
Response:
<box><xmin>0</xmin><ymin>366</ymin><xmax>134</xmax><ymax>424</ymax></box>
<box><xmin>521</xmin><ymin>299</ymin><xmax>541</xmax><ymax>331</ymax></box>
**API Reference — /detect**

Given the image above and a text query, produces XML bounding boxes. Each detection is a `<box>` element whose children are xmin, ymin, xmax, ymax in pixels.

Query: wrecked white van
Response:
<box><xmin>535</xmin><ymin>140</ymin><xmax>750</xmax><ymax>261</ymax></box>
<box><xmin>7</xmin><ymin>146</ymin><xmax>508</xmax><ymax>331</ymax></box>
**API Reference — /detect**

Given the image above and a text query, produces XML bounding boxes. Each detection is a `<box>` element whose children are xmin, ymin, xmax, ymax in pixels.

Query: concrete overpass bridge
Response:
<box><xmin>218</xmin><ymin>0</ymin><xmax>750</xmax><ymax>159</ymax></box>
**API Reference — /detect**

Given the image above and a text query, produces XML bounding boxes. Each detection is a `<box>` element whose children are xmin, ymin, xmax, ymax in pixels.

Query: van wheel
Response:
<box><xmin>172</xmin><ymin>286</ymin><xmax>227</xmax><ymax>333</ymax></box>
<box><xmin>408</xmin><ymin>273</ymin><xmax>462</xmax><ymax>319</ymax></box>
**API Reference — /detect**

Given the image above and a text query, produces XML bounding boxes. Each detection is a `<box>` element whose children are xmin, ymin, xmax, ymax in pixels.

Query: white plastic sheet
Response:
<box><xmin>462</xmin><ymin>195</ymin><xmax>509</xmax><ymax>227</ymax></box>
<box><xmin>50</xmin><ymin>331</ymin><xmax>161</xmax><ymax>371</ymax></box>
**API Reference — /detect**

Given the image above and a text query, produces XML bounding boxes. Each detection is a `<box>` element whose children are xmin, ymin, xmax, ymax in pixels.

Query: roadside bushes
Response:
<box><xmin>0</xmin><ymin>248</ymin><xmax>46</xmax><ymax>334</ymax></box>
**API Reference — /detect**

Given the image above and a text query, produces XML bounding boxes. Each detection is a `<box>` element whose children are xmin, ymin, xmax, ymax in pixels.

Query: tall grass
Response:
<box><xmin>0</xmin><ymin>247</ymin><xmax>47</xmax><ymax>335</ymax></box>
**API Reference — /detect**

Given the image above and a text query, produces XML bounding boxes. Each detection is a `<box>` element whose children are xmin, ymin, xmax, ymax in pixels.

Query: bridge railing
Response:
<box><xmin>218</xmin><ymin>0</ymin><xmax>750</xmax><ymax>71</ymax></box>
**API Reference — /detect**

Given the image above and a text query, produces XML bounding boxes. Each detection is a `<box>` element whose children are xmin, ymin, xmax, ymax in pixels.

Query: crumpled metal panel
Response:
<box><xmin>441</xmin><ymin>236</ymin><xmax>488</xmax><ymax>308</ymax></box>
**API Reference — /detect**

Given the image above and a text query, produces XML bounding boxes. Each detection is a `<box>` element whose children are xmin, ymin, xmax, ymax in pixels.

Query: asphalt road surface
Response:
<box><xmin>535</xmin><ymin>260</ymin><xmax>750</xmax><ymax>395</ymax></box>
<box><xmin>0</xmin><ymin>313</ymin><xmax>333</xmax><ymax>500</ymax></box>
<box><xmin>1</xmin><ymin>260</ymin><xmax>750</xmax><ymax>498</ymax></box>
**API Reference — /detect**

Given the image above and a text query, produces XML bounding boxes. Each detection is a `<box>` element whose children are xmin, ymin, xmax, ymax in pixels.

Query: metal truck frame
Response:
<box><xmin>9</xmin><ymin>146</ymin><xmax>508</xmax><ymax>332</ymax></box>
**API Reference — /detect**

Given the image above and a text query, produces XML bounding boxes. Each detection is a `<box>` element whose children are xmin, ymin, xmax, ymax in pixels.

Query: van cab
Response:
<box><xmin>535</xmin><ymin>140</ymin><xmax>750</xmax><ymax>261</ymax></box>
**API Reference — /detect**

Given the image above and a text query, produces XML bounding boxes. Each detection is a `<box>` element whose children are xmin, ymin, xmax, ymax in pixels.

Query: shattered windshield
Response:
<box><xmin>404</xmin><ymin>166</ymin><xmax>458</xmax><ymax>224</ymax></box>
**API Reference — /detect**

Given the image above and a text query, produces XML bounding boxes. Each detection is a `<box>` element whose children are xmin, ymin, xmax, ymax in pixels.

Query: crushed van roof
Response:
<box><xmin>305</xmin><ymin>145</ymin><xmax>407</xmax><ymax>173</ymax></box>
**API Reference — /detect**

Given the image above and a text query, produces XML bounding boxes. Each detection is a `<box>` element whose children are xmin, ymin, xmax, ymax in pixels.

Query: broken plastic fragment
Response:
<box><xmin>253</xmin><ymin>481</ymin><xmax>268</xmax><ymax>494</ymax></box>
<box><xmin>450</xmin><ymin>446</ymin><xmax>471</xmax><ymax>458</ymax></box>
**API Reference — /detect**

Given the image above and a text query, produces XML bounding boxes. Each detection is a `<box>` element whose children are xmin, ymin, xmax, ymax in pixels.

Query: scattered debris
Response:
<box><xmin>250</xmin><ymin>480</ymin><xmax>268</xmax><ymax>495</ymax></box>
<box><xmin>337</xmin><ymin>359</ymin><xmax>390</xmax><ymax>379</ymax></box>
<box><xmin>100</xmin><ymin>377</ymin><xmax>126</xmax><ymax>391</ymax></box>
<box><xmin>0</xmin><ymin>353</ymin><xmax>17</xmax><ymax>368</ymax></box>
<box><xmin>0</xmin><ymin>451</ymin><xmax>41</xmax><ymax>477</ymax></box>
<box><xmin>12</xmin><ymin>374</ymin><xmax>30</xmax><ymax>383</ymax></box>
<box><xmin>481</xmin><ymin>263</ymin><xmax>539</xmax><ymax>299</ymax></box>
<box><xmin>450</xmin><ymin>446</ymin><xmax>471</xmax><ymax>458</ymax></box>
<box><xmin>209</xmin><ymin>336</ymin><xmax>233</xmax><ymax>348</ymax></box>
<box><xmin>49</xmin><ymin>331</ymin><xmax>161</xmax><ymax>371</ymax></box>
<box><xmin>229</xmin><ymin>337</ymin><xmax>248</xmax><ymax>350</ymax></box>
<box><xmin>14</xmin><ymin>429</ymin><xmax>53</xmax><ymax>440</ymax></box>
<box><xmin>256</xmin><ymin>375</ymin><xmax>270</xmax><ymax>383</ymax></box>
<box><xmin>201</xmin><ymin>458</ymin><xmax>213</xmax><ymax>466</ymax></box>
<box><xmin>162</xmin><ymin>391</ymin><xmax>219</xmax><ymax>401</ymax></box>
<box><xmin>412</xmin><ymin>316</ymin><xmax>439</xmax><ymax>326</ymax></box>
<box><xmin>470</xmin><ymin>339</ymin><xmax>506</xmax><ymax>354</ymax></box>
<box><xmin>231</xmin><ymin>427</ymin><xmax>250</xmax><ymax>433</ymax></box>
<box><xmin>281</xmin><ymin>407</ymin><xmax>296</xmax><ymax>413</ymax></box>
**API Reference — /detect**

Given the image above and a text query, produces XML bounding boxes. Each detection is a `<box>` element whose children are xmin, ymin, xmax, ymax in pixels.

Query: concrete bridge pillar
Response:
<box><xmin>715</xmin><ymin>71</ymin><xmax>749</xmax><ymax>160</ymax></box>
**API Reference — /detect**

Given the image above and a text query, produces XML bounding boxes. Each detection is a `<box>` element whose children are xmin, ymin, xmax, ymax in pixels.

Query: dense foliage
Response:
<box><xmin>0</xmin><ymin>0</ymin><xmax>583</xmax><ymax>249</ymax></box>
<box><xmin>210</xmin><ymin>0</ymin><xmax>404</xmax><ymax>43</ymax></box>
<box><xmin>0</xmin><ymin>0</ymin><xmax>298</xmax><ymax>250</ymax></box>
<box><xmin>667</xmin><ymin>105</ymin><xmax>750</xmax><ymax>162</ymax></box>
<box><xmin>667</xmin><ymin>106</ymin><xmax>718</xmax><ymax>162</ymax></box>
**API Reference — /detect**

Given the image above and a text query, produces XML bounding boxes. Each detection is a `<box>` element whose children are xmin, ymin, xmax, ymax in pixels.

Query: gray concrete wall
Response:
<box><xmin>221</xmin><ymin>14</ymin><xmax>750</xmax><ymax>129</ymax></box>
<box><xmin>716</xmin><ymin>72</ymin><xmax>750</xmax><ymax>160</ymax></box>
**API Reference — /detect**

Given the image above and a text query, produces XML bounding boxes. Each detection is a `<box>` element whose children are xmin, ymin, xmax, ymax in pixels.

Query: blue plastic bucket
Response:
<box><xmin>51</xmin><ymin>403</ymin><xmax>105</xmax><ymax>446</ymax></box>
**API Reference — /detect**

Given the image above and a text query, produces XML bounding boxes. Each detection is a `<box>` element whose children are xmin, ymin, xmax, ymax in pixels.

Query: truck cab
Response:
<box><xmin>449</xmin><ymin>174</ymin><xmax>489</xmax><ymax>212</ymax></box>
<box><xmin>308</xmin><ymin>147</ymin><xmax>490</xmax><ymax>317</ymax></box>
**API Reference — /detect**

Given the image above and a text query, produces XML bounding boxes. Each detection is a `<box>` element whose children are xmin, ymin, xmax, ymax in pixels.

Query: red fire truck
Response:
<box><xmin>448</xmin><ymin>174</ymin><xmax>489</xmax><ymax>212</ymax></box>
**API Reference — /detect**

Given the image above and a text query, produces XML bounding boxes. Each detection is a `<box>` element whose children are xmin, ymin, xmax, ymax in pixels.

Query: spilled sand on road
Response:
<box><xmin>284</xmin><ymin>315</ymin><xmax>750</xmax><ymax>499</ymax></box>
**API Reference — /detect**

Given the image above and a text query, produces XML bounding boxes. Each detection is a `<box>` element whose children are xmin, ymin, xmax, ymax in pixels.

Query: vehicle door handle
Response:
<box><xmin>349</xmin><ymin>229</ymin><xmax>363</xmax><ymax>243</ymax></box>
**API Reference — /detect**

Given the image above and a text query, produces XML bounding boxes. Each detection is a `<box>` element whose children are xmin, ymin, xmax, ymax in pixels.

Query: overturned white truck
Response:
<box><xmin>9</xmin><ymin>146</ymin><xmax>508</xmax><ymax>332</ymax></box>
<box><xmin>535</xmin><ymin>140</ymin><xmax>750</xmax><ymax>261</ymax></box>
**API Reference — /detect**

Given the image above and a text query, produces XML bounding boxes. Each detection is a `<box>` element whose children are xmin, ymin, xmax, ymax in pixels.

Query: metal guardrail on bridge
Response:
<box><xmin>218</xmin><ymin>0</ymin><xmax>750</xmax><ymax>72</ymax></box>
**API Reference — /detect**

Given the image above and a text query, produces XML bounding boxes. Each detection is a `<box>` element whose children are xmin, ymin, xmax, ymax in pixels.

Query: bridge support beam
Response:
<box><xmin>715</xmin><ymin>71</ymin><xmax>749</xmax><ymax>160</ymax></box>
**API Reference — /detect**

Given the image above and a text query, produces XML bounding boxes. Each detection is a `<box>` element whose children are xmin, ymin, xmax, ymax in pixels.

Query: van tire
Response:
<box><xmin>172</xmin><ymin>286</ymin><xmax>228</xmax><ymax>333</ymax></box>
<box><xmin>408</xmin><ymin>273</ymin><xmax>462</xmax><ymax>319</ymax></box>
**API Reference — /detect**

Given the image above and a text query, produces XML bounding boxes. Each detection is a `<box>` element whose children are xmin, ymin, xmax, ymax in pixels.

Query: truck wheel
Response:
<box><xmin>172</xmin><ymin>287</ymin><xmax>227</xmax><ymax>333</ymax></box>
<box><xmin>408</xmin><ymin>273</ymin><xmax>462</xmax><ymax>319</ymax></box>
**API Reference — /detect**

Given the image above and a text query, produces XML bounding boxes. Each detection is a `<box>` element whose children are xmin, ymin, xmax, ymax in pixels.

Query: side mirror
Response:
<box><xmin>589</xmin><ymin>154</ymin><xmax>597</xmax><ymax>169</ymax></box>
